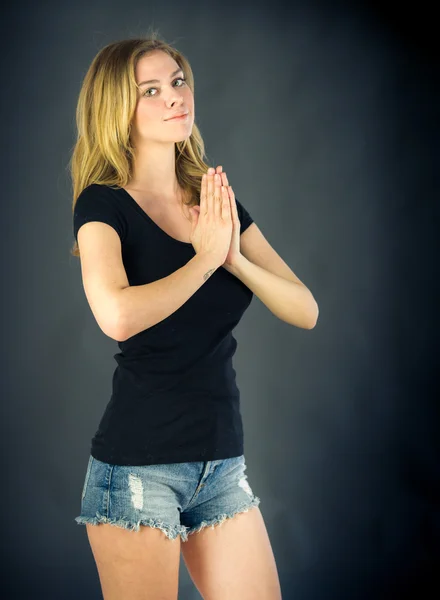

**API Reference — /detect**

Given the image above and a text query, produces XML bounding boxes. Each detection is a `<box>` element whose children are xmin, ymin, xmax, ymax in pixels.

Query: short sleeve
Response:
<box><xmin>235</xmin><ymin>197</ymin><xmax>254</xmax><ymax>235</ymax></box>
<box><xmin>73</xmin><ymin>184</ymin><xmax>127</xmax><ymax>243</ymax></box>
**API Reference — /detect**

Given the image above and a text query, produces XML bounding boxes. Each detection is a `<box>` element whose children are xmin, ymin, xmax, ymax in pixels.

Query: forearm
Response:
<box><xmin>225</xmin><ymin>254</ymin><xmax>318</xmax><ymax>328</ymax></box>
<box><xmin>117</xmin><ymin>253</ymin><xmax>219</xmax><ymax>341</ymax></box>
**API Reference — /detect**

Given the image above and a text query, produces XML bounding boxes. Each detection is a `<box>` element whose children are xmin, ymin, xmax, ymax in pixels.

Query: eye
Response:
<box><xmin>142</xmin><ymin>76</ymin><xmax>186</xmax><ymax>97</ymax></box>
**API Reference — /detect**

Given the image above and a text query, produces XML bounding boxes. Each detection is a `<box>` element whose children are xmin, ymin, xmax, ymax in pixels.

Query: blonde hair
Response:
<box><xmin>69</xmin><ymin>31</ymin><xmax>211</xmax><ymax>257</ymax></box>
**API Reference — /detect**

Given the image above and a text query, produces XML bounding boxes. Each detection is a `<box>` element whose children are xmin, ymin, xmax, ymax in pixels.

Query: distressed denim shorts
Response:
<box><xmin>74</xmin><ymin>454</ymin><xmax>261</xmax><ymax>542</ymax></box>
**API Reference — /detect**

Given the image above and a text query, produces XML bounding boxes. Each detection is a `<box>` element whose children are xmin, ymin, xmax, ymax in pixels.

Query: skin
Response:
<box><xmin>129</xmin><ymin>49</ymin><xmax>194</xmax><ymax>201</ymax></box>
<box><xmin>129</xmin><ymin>49</ymin><xmax>240</xmax><ymax>266</ymax></box>
<box><xmin>193</xmin><ymin>166</ymin><xmax>241</xmax><ymax>268</ymax></box>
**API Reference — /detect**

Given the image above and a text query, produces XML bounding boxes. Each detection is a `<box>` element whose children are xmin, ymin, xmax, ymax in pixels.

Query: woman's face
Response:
<box><xmin>131</xmin><ymin>50</ymin><xmax>194</xmax><ymax>145</ymax></box>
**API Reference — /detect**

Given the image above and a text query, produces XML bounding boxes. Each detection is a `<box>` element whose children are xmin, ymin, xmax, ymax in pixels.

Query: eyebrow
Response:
<box><xmin>137</xmin><ymin>67</ymin><xmax>184</xmax><ymax>87</ymax></box>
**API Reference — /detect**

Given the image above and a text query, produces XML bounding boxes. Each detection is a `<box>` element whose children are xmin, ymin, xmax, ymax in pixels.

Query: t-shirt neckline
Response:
<box><xmin>117</xmin><ymin>186</ymin><xmax>194</xmax><ymax>247</ymax></box>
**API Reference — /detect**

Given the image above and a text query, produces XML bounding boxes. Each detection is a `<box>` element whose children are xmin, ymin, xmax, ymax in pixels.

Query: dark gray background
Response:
<box><xmin>2</xmin><ymin>0</ymin><xmax>438</xmax><ymax>598</ymax></box>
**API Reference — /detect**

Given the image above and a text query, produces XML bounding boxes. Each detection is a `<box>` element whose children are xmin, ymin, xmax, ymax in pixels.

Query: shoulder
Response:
<box><xmin>77</xmin><ymin>183</ymin><xmax>116</xmax><ymax>200</ymax></box>
<box><xmin>75</xmin><ymin>183</ymin><xmax>127</xmax><ymax>212</ymax></box>
<box><xmin>73</xmin><ymin>184</ymin><xmax>128</xmax><ymax>243</ymax></box>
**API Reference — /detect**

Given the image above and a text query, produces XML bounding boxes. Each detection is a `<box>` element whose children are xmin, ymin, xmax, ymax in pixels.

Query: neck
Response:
<box><xmin>128</xmin><ymin>139</ymin><xmax>179</xmax><ymax>198</ymax></box>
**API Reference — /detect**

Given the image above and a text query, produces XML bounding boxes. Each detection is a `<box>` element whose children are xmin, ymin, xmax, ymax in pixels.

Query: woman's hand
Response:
<box><xmin>193</xmin><ymin>166</ymin><xmax>241</xmax><ymax>268</ymax></box>
<box><xmin>214</xmin><ymin>166</ymin><xmax>241</xmax><ymax>268</ymax></box>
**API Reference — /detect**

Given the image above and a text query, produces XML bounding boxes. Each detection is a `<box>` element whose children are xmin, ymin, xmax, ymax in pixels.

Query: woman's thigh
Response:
<box><xmin>75</xmin><ymin>455</ymin><xmax>190</xmax><ymax>599</ymax></box>
<box><xmin>74</xmin><ymin>454</ymin><xmax>262</xmax><ymax>598</ymax></box>
<box><xmin>85</xmin><ymin>522</ymin><xmax>181</xmax><ymax>600</ymax></box>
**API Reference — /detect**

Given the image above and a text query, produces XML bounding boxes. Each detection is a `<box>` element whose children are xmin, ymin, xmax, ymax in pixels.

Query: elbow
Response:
<box><xmin>307</xmin><ymin>303</ymin><xmax>319</xmax><ymax>329</ymax></box>
<box><xmin>103</xmin><ymin>302</ymin><xmax>128</xmax><ymax>342</ymax></box>
<box><xmin>103</xmin><ymin>319</ymin><xmax>126</xmax><ymax>342</ymax></box>
<box><xmin>299</xmin><ymin>298</ymin><xmax>319</xmax><ymax>329</ymax></box>
<box><xmin>112</xmin><ymin>312</ymin><xmax>129</xmax><ymax>342</ymax></box>
<box><xmin>112</xmin><ymin>327</ymin><xmax>128</xmax><ymax>343</ymax></box>
<box><xmin>110</xmin><ymin>288</ymin><xmax>131</xmax><ymax>342</ymax></box>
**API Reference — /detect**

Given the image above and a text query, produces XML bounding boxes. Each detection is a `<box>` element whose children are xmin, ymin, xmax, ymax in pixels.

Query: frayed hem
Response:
<box><xmin>183</xmin><ymin>495</ymin><xmax>261</xmax><ymax>540</ymax></box>
<box><xmin>74</xmin><ymin>512</ymin><xmax>188</xmax><ymax>541</ymax></box>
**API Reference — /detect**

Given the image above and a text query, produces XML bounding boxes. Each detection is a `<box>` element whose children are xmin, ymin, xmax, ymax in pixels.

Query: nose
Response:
<box><xmin>166</xmin><ymin>87</ymin><xmax>185</xmax><ymax>107</ymax></box>
<box><xmin>168</xmin><ymin>95</ymin><xmax>184</xmax><ymax>108</ymax></box>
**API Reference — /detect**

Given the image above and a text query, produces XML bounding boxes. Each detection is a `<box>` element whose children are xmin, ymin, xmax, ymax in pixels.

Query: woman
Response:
<box><xmin>72</xmin><ymin>32</ymin><xmax>316</xmax><ymax>600</ymax></box>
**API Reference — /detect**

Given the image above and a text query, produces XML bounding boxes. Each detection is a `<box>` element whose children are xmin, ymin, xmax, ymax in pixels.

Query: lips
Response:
<box><xmin>166</xmin><ymin>112</ymin><xmax>188</xmax><ymax>121</ymax></box>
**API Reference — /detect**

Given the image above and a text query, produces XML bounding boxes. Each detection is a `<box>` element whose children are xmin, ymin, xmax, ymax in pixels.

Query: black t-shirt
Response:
<box><xmin>73</xmin><ymin>183</ymin><xmax>254</xmax><ymax>466</ymax></box>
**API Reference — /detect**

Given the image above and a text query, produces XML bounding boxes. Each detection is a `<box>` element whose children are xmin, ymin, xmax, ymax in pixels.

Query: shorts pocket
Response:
<box><xmin>81</xmin><ymin>455</ymin><xmax>94</xmax><ymax>501</ymax></box>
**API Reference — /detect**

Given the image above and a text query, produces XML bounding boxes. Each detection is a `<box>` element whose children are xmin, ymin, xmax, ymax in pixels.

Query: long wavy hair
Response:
<box><xmin>69</xmin><ymin>32</ymin><xmax>211</xmax><ymax>257</ymax></box>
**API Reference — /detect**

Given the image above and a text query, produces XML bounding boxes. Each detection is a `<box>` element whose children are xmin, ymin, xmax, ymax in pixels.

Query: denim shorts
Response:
<box><xmin>74</xmin><ymin>454</ymin><xmax>261</xmax><ymax>542</ymax></box>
